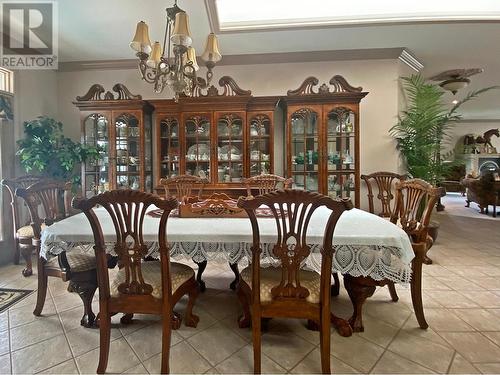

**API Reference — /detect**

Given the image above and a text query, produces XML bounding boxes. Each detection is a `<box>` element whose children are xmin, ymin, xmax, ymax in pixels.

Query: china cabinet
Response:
<box><xmin>74</xmin><ymin>84</ymin><xmax>153</xmax><ymax>197</ymax></box>
<box><xmin>151</xmin><ymin>76</ymin><xmax>279</xmax><ymax>197</ymax></box>
<box><xmin>283</xmin><ymin>76</ymin><xmax>368</xmax><ymax>207</ymax></box>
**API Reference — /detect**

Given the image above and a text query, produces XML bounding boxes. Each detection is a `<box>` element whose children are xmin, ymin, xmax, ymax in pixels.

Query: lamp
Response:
<box><xmin>439</xmin><ymin>78</ymin><xmax>470</xmax><ymax>95</ymax></box>
<box><xmin>130</xmin><ymin>0</ymin><xmax>222</xmax><ymax>100</ymax></box>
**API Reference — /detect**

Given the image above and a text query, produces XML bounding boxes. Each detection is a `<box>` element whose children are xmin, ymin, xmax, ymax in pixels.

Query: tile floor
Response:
<box><xmin>1</xmin><ymin>206</ymin><xmax>500</xmax><ymax>374</ymax></box>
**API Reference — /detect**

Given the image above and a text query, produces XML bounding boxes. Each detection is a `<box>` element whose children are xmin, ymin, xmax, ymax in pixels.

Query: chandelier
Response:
<box><xmin>130</xmin><ymin>0</ymin><xmax>222</xmax><ymax>100</ymax></box>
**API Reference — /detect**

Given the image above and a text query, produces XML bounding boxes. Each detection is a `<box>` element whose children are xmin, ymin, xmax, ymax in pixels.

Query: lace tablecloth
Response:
<box><xmin>40</xmin><ymin>207</ymin><xmax>414</xmax><ymax>283</ymax></box>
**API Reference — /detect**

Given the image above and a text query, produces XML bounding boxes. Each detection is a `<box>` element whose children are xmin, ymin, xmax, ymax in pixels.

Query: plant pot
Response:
<box><xmin>428</xmin><ymin>221</ymin><xmax>440</xmax><ymax>244</ymax></box>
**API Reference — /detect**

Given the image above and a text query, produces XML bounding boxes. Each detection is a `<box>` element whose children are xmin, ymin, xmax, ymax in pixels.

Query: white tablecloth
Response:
<box><xmin>40</xmin><ymin>207</ymin><xmax>414</xmax><ymax>283</ymax></box>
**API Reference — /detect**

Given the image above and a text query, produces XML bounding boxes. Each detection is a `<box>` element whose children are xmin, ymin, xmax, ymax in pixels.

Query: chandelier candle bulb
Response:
<box><xmin>185</xmin><ymin>47</ymin><xmax>199</xmax><ymax>71</ymax></box>
<box><xmin>201</xmin><ymin>33</ymin><xmax>222</xmax><ymax>64</ymax></box>
<box><xmin>130</xmin><ymin>21</ymin><xmax>152</xmax><ymax>54</ymax></box>
<box><xmin>147</xmin><ymin>42</ymin><xmax>163</xmax><ymax>68</ymax></box>
<box><xmin>170</xmin><ymin>12</ymin><xmax>192</xmax><ymax>47</ymax></box>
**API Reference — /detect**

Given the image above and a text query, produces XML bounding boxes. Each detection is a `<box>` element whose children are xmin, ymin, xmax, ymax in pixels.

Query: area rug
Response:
<box><xmin>0</xmin><ymin>288</ymin><xmax>33</xmax><ymax>313</ymax></box>
<box><xmin>437</xmin><ymin>193</ymin><xmax>499</xmax><ymax>221</ymax></box>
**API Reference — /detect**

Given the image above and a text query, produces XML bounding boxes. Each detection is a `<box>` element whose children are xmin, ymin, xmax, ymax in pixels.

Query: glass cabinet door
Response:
<box><xmin>290</xmin><ymin>108</ymin><xmax>320</xmax><ymax>192</ymax></box>
<box><xmin>184</xmin><ymin>114</ymin><xmax>211</xmax><ymax>180</ymax></box>
<box><xmin>159</xmin><ymin>117</ymin><xmax>180</xmax><ymax>179</ymax></box>
<box><xmin>249</xmin><ymin>114</ymin><xmax>271</xmax><ymax>176</ymax></box>
<box><xmin>326</xmin><ymin>107</ymin><xmax>356</xmax><ymax>202</ymax></box>
<box><xmin>114</xmin><ymin>113</ymin><xmax>141</xmax><ymax>190</ymax></box>
<box><xmin>83</xmin><ymin>113</ymin><xmax>109</xmax><ymax>197</ymax></box>
<box><xmin>216</xmin><ymin>113</ymin><xmax>244</xmax><ymax>183</ymax></box>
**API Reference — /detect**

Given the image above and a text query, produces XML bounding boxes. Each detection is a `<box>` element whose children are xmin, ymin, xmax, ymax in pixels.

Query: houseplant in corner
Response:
<box><xmin>16</xmin><ymin>116</ymin><xmax>100</xmax><ymax>189</ymax></box>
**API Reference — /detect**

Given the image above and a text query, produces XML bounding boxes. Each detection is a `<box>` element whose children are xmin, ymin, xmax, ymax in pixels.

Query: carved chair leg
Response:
<box><xmin>229</xmin><ymin>262</ymin><xmax>240</xmax><ymax>290</ymax></box>
<box><xmin>237</xmin><ymin>285</ymin><xmax>251</xmax><ymax>328</ymax></box>
<box><xmin>193</xmin><ymin>259</ymin><xmax>207</xmax><ymax>292</ymax></box>
<box><xmin>344</xmin><ymin>275</ymin><xmax>376</xmax><ymax>332</ymax></box>
<box><xmin>19</xmin><ymin>243</ymin><xmax>33</xmax><ymax>277</ymax></box>
<box><xmin>184</xmin><ymin>281</ymin><xmax>200</xmax><ymax>328</ymax></box>
<box><xmin>13</xmin><ymin>238</ymin><xmax>20</xmax><ymax>265</ymax></box>
<box><xmin>411</xmin><ymin>251</ymin><xmax>428</xmax><ymax>329</ymax></box>
<box><xmin>331</xmin><ymin>272</ymin><xmax>340</xmax><ymax>296</ymax></box>
<box><xmin>97</xmin><ymin>312</ymin><xmax>111</xmax><ymax>374</ymax></box>
<box><xmin>33</xmin><ymin>259</ymin><xmax>47</xmax><ymax>316</ymax></box>
<box><xmin>320</xmin><ymin>305</ymin><xmax>331</xmax><ymax>374</ymax></box>
<box><xmin>70</xmin><ymin>279</ymin><xmax>97</xmax><ymax>328</ymax></box>
<box><xmin>251</xmin><ymin>309</ymin><xmax>262</xmax><ymax>374</ymax></box>
<box><xmin>388</xmin><ymin>282</ymin><xmax>399</xmax><ymax>302</ymax></box>
<box><xmin>161</xmin><ymin>309</ymin><xmax>172</xmax><ymax>375</ymax></box>
<box><xmin>120</xmin><ymin>314</ymin><xmax>134</xmax><ymax>325</ymax></box>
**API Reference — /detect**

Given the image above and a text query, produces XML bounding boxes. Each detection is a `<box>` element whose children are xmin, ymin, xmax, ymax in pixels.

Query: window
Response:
<box><xmin>0</xmin><ymin>67</ymin><xmax>14</xmax><ymax>94</ymax></box>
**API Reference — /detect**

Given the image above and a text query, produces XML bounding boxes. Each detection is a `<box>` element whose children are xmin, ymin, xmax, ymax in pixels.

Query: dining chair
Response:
<box><xmin>1</xmin><ymin>175</ymin><xmax>43</xmax><ymax>275</ymax></box>
<box><xmin>243</xmin><ymin>174</ymin><xmax>293</xmax><ymax>197</ymax></box>
<box><xmin>358</xmin><ymin>171</ymin><xmax>406</xmax><ymax>301</ymax></box>
<box><xmin>15</xmin><ymin>179</ymin><xmax>98</xmax><ymax>327</ymax></box>
<box><xmin>158</xmin><ymin>175</ymin><xmax>208</xmax><ymax>203</ymax></box>
<box><xmin>237</xmin><ymin>189</ymin><xmax>352</xmax><ymax>374</ymax></box>
<box><xmin>73</xmin><ymin>190</ymin><xmax>200</xmax><ymax>374</ymax></box>
<box><xmin>389</xmin><ymin>178</ymin><xmax>441</xmax><ymax>329</ymax></box>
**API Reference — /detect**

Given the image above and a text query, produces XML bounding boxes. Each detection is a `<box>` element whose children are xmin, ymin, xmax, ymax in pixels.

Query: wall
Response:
<box><xmin>56</xmin><ymin>59</ymin><xmax>401</xmax><ymax>209</ymax></box>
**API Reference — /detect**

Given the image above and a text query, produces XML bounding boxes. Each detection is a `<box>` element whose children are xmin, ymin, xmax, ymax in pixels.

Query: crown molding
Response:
<box><xmin>59</xmin><ymin>47</ymin><xmax>420</xmax><ymax>72</ymax></box>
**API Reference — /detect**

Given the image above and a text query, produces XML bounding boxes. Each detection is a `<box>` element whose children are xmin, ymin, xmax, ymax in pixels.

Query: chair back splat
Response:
<box><xmin>361</xmin><ymin>172</ymin><xmax>406</xmax><ymax>217</ymax></box>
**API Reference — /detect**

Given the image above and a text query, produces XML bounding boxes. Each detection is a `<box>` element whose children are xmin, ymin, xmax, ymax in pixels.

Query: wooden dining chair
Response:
<box><xmin>243</xmin><ymin>174</ymin><xmax>293</xmax><ymax>197</ymax></box>
<box><xmin>158</xmin><ymin>175</ymin><xmax>208</xmax><ymax>203</ymax></box>
<box><xmin>389</xmin><ymin>179</ymin><xmax>441</xmax><ymax>329</ymax></box>
<box><xmin>361</xmin><ymin>171</ymin><xmax>407</xmax><ymax>217</ymax></box>
<box><xmin>237</xmin><ymin>190</ymin><xmax>352</xmax><ymax>374</ymax></box>
<box><xmin>15</xmin><ymin>180</ymin><xmax>98</xmax><ymax>327</ymax></box>
<box><xmin>73</xmin><ymin>190</ymin><xmax>200</xmax><ymax>374</ymax></box>
<box><xmin>1</xmin><ymin>175</ymin><xmax>42</xmax><ymax>276</ymax></box>
<box><xmin>358</xmin><ymin>171</ymin><xmax>406</xmax><ymax>301</ymax></box>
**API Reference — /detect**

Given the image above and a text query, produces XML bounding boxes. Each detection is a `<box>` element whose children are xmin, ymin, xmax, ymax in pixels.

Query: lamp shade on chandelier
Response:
<box><xmin>130</xmin><ymin>0</ymin><xmax>222</xmax><ymax>99</ymax></box>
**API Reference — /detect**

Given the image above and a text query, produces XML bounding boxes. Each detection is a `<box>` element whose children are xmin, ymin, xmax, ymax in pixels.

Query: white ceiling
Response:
<box><xmin>57</xmin><ymin>0</ymin><xmax>500</xmax><ymax>119</ymax></box>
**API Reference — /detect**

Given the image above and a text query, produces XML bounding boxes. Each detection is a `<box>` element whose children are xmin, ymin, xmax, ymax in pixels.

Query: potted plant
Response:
<box><xmin>390</xmin><ymin>75</ymin><xmax>497</xmax><ymax>259</ymax></box>
<box><xmin>16</xmin><ymin>116</ymin><xmax>100</xmax><ymax>189</ymax></box>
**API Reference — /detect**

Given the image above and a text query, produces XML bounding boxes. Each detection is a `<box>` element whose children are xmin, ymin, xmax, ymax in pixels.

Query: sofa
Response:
<box><xmin>461</xmin><ymin>170</ymin><xmax>500</xmax><ymax>217</ymax></box>
<box><xmin>440</xmin><ymin>164</ymin><xmax>466</xmax><ymax>195</ymax></box>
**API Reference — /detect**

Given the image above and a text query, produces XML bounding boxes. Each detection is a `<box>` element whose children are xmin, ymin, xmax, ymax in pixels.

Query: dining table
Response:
<box><xmin>40</xmin><ymin>206</ymin><xmax>414</xmax><ymax>335</ymax></box>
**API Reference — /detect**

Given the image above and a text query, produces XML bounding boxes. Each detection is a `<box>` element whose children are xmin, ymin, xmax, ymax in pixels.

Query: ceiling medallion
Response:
<box><xmin>130</xmin><ymin>0</ymin><xmax>222</xmax><ymax>100</ymax></box>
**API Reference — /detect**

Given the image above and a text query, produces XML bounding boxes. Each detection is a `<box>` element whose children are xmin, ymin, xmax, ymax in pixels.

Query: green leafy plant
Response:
<box><xmin>390</xmin><ymin>74</ymin><xmax>497</xmax><ymax>185</ymax></box>
<box><xmin>16</xmin><ymin>116</ymin><xmax>100</xmax><ymax>187</ymax></box>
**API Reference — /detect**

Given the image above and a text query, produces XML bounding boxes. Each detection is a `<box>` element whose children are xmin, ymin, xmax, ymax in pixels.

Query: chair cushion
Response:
<box><xmin>65</xmin><ymin>252</ymin><xmax>96</xmax><ymax>272</ymax></box>
<box><xmin>240</xmin><ymin>266</ymin><xmax>321</xmax><ymax>304</ymax></box>
<box><xmin>110</xmin><ymin>261</ymin><xmax>195</xmax><ymax>299</ymax></box>
<box><xmin>16</xmin><ymin>223</ymin><xmax>49</xmax><ymax>238</ymax></box>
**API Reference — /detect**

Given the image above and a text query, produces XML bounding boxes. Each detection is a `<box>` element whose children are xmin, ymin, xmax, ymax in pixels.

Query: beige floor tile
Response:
<box><xmin>434</xmin><ymin>276</ymin><xmax>485</xmax><ymax>292</ymax></box>
<box><xmin>66</xmin><ymin>325</ymin><xmax>121</xmax><ymax>357</ymax></box>
<box><xmin>330</xmin><ymin>332</ymin><xmax>384</xmax><ymax>372</ymax></box>
<box><xmin>418</xmin><ymin>308</ymin><xmax>474</xmax><ymax>332</ymax></box>
<box><xmin>401</xmin><ymin>316</ymin><xmax>453</xmax><ymax>347</ymax></box>
<box><xmin>448</xmin><ymin>353</ymin><xmax>481</xmax><ymax>374</ymax></box>
<box><xmin>124</xmin><ymin>322</ymin><xmax>182</xmax><ymax>362</ymax></box>
<box><xmin>427</xmin><ymin>290</ymin><xmax>480</xmax><ymax>308</ymax></box>
<box><xmin>474</xmin><ymin>363</ymin><xmax>500</xmax><ymax>374</ymax></box>
<box><xmin>8</xmin><ymin>292</ymin><xmax>38</xmax><ymax>310</ymax></box>
<box><xmin>459</xmin><ymin>291</ymin><xmax>500</xmax><ymax>308</ymax></box>
<box><xmin>51</xmin><ymin>291</ymin><xmax>83</xmax><ymax>313</ymax></box>
<box><xmin>215</xmin><ymin>344</ymin><xmax>286</xmax><ymax>374</ymax></box>
<box><xmin>175</xmin><ymin>305</ymin><xmax>218</xmax><ymax>339</ymax></box>
<box><xmin>482</xmin><ymin>332</ymin><xmax>500</xmax><ymax>347</ymax></box>
<box><xmin>474</xmin><ymin>266</ymin><xmax>500</xmax><ymax>277</ymax></box>
<box><xmin>290</xmin><ymin>348</ymin><xmax>360</xmax><ymax>374</ymax></box>
<box><xmin>259</xmin><ymin>330</ymin><xmax>315</xmax><ymax>371</ymax></box>
<box><xmin>0</xmin><ymin>330</ymin><xmax>8</xmax><ymax>357</ymax></box>
<box><xmin>357</xmin><ymin>314</ymin><xmax>400</xmax><ymax>348</ymax></box>
<box><xmin>453</xmin><ymin>309</ymin><xmax>500</xmax><ymax>331</ymax></box>
<box><xmin>75</xmin><ymin>337</ymin><xmax>141</xmax><ymax>374</ymax></box>
<box><xmin>440</xmin><ymin>332</ymin><xmax>500</xmax><ymax>363</ymax></box>
<box><xmin>473</xmin><ymin>277</ymin><xmax>500</xmax><ymax>290</ymax></box>
<box><xmin>117</xmin><ymin>314</ymin><xmax>158</xmax><ymax>337</ymax></box>
<box><xmin>10</xmin><ymin>314</ymin><xmax>63</xmax><ymax>351</ymax></box>
<box><xmin>8</xmin><ymin>297</ymin><xmax>57</xmax><ymax>328</ymax></box>
<box><xmin>364</xmin><ymin>300</ymin><xmax>412</xmax><ymax>328</ymax></box>
<box><xmin>143</xmin><ymin>341</ymin><xmax>212</xmax><ymax>374</ymax></box>
<box><xmin>196</xmin><ymin>291</ymin><xmax>242</xmax><ymax>321</ymax></box>
<box><xmin>444</xmin><ymin>266</ymin><xmax>489</xmax><ymax>278</ymax></box>
<box><xmin>423</xmin><ymin>265</ymin><xmax>458</xmax><ymax>277</ymax></box>
<box><xmin>421</xmin><ymin>276</ymin><xmax>453</xmax><ymax>291</ymax></box>
<box><xmin>0</xmin><ymin>353</ymin><xmax>10</xmax><ymax>374</ymax></box>
<box><xmin>387</xmin><ymin>331</ymin><xmax>454</xmax><ymax>373</ymax></box>
<box><xmin>122</xmin><ymin>363</ymin><xmax>149</xmax><ymax>373</ymax></box>
<box><xmin>0</xmin><ymin>313</ymin><xmax>7</xmax><ymax>333</ymax></box>
<box><xmin>187</xmin><ymin>322</ymin><xmax>247</xmax><ymax>366</ymax></box>
<box><xmin>266</xmin><ymin>318</ymin><xmax>320</xmax><ymax>346</ymax></box>
<box><xmin>37</xmin><ymin>358</ymin><xmax>79</xmax><ymax>374</ymax></box>
<box><xmin>11</xmin><ymin>334</ymin><xmax>72</xmax><ymax>374</ymax></box>
<box><xmin>371</xmin><ymin>350</ymin><xmax>436</xmax><ymax>374</ymax></box>
<box><xmin>58</xmin><ymin>304</ymin><xmax>94</xmax><ymax>333</ymax></box>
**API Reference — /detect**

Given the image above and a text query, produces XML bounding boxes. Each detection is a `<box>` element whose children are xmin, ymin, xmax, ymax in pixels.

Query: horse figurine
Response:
<box><xmin>464</xmin><ymin>128</ymin><xmax>499</xmax><ymax>153</ymax></box>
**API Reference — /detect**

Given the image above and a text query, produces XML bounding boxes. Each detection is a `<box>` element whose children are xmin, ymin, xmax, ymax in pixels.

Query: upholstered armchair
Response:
<box><xmin>462</xmin><ymin>170</ymin><xmax>500</xmax><ymax>217</ymax></box>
